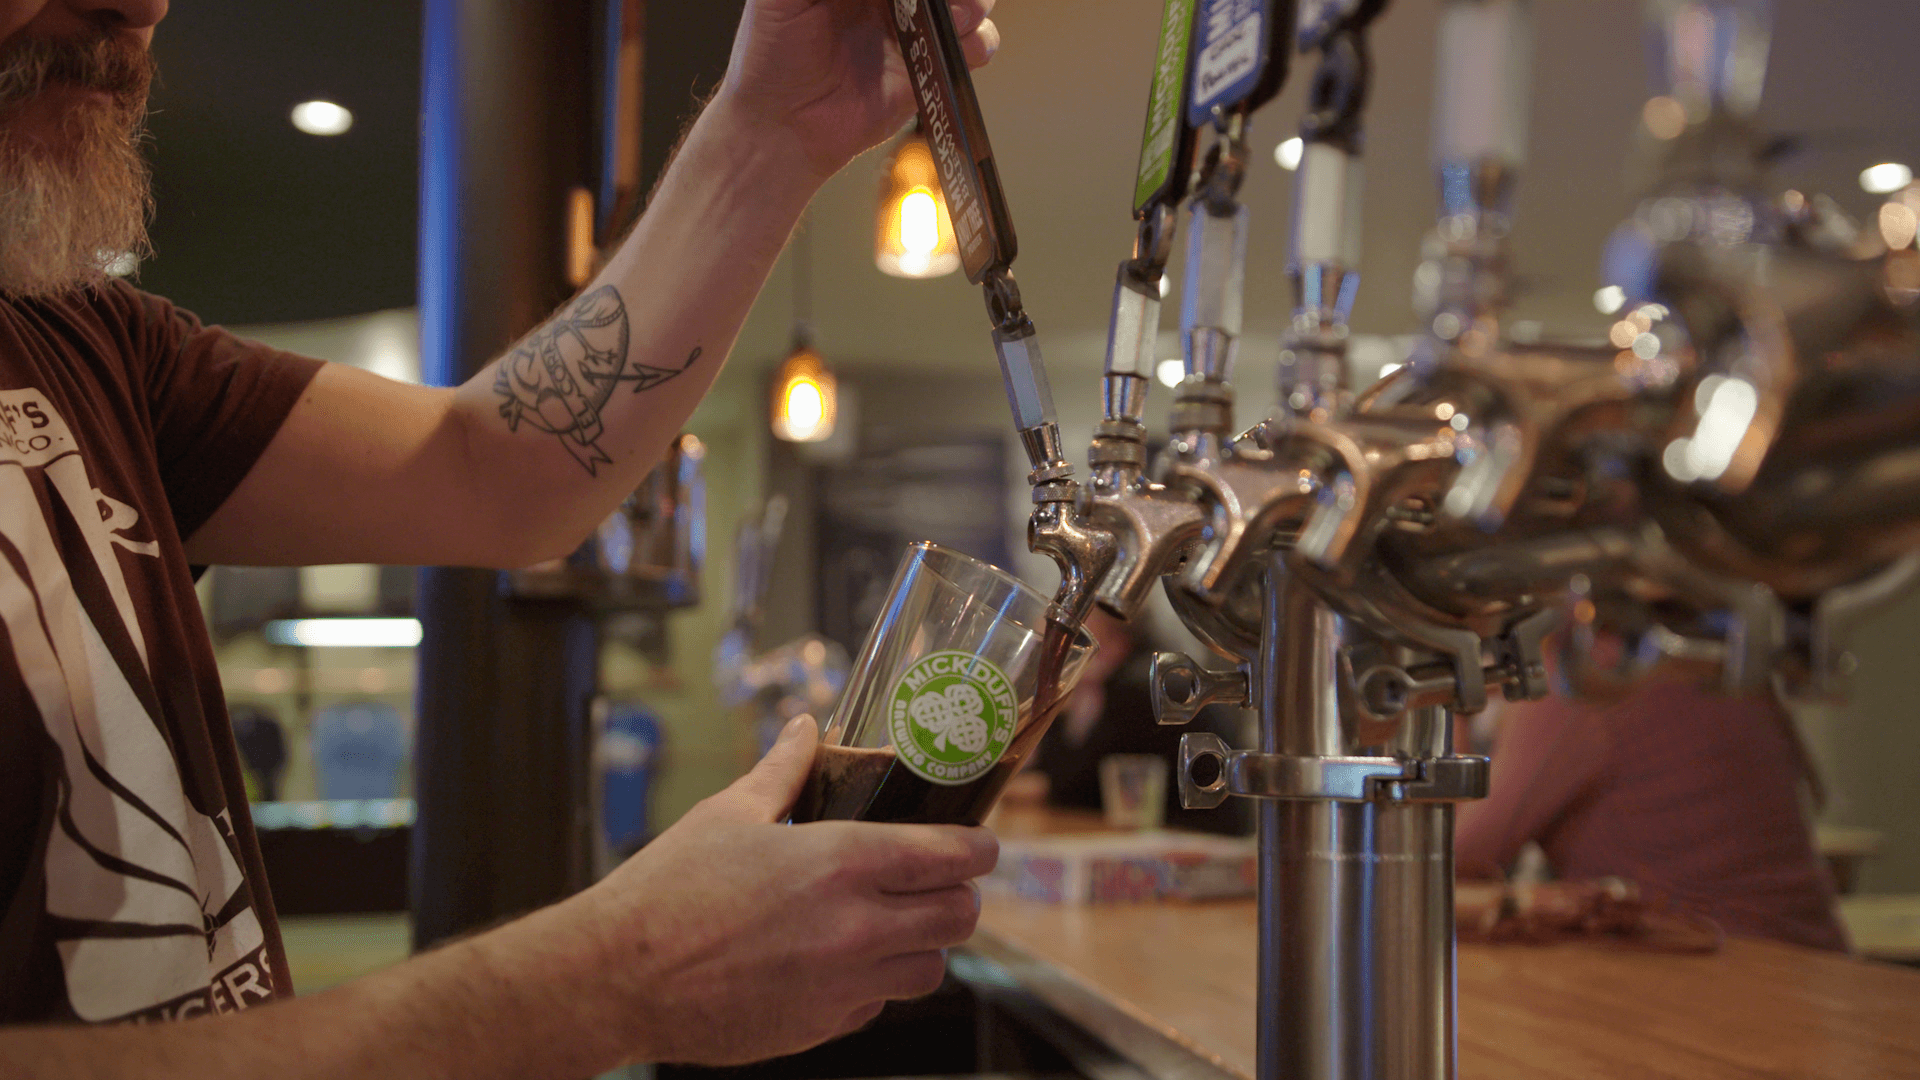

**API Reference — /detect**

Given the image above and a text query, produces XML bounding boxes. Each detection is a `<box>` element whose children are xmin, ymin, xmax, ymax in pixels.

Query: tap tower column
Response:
<box><xmin>1256</xmin><ymin>555</ymin><xmax>1458</xmax><ymax>1080</ymax></box>
<box><xmin>1258</xmin><ymin>9</ymin><xmax>1459</xmax><ymax>1075</ymax></box>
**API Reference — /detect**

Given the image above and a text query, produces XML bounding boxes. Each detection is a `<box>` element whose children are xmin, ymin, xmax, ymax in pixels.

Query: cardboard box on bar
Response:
<box><xmin>984</xmin><ymin>831</ymin><xmax>1256</xmax><ymax>904</ymax></box>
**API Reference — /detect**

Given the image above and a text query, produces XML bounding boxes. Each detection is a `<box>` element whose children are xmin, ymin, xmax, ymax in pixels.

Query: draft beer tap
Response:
<box><xmin>1084</xmin><ymin>0</ymin><xmax>1208</xmax><ymax>621</ymax></box>
<box><xmin>1546</xmin><ymin>0</ymin><xmax>1920</xmax><ymax>696</ymax></box>
<box><xmin>879</xmin><ymin>0</ymin><xmax>1920</xmax><ymax>1076</ymax></box>
<box><xmin>1166</xmin><ymin>0</ymin><xmax>1405</xmax><ymax>630</ymax></box>
<box><xmin>884</xmin><ymin>0</ymin><xmax>1114</xmax><ymax>628</ymax></box>
<box><xmin>1085</xmin><ymin>0</ymin><xmax>1315</xmax><ymax>656</ymax></box>
<box><xmin>1159</xmin><ymin>8</ymin><xmax>1542</xmax><ymax>1079</ymax></box>
<box><xmin>1279</xmin><ymin>0</ymin><xmax>1384</xmax><ymax>420</ymax></box>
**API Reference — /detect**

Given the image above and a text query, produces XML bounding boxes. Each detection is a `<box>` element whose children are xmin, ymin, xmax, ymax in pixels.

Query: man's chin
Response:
<box><xmin>0</xmin><ymin>113</ymin><xmax>151</xmax><ymax>300</ymax></box>
<box><xmin>1</xmin><ymin>91</ymin><xmax>133</xmax><ymax>163</ymax></box>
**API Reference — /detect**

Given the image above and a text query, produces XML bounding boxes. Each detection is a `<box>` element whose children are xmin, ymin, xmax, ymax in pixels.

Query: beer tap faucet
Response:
<box><xmin>1413</xmin><ymin>0</ymin><xmax>1540</xmax><ymax>533</ymax></box>
<box><xmin>1163</xmin><ymin>117</ymin><xmax>1344</xmax><ymax>634</ymax></box>
<box><xmin>1173</xmin><ymin>0</ymin><xmax>1302</xmax><ymax>436</ymax></box>
<box><xmin>886</xmin><ymin>0</ymin><xmax>1113</xmax><ymax>628</ymax></box>
<box><xmin>993</xmin><ymin>267</ymin><xmax>1117</xmax><ymax>629</ymax></box>
<box><xmin>1098</xmin><ymin>0</ymin><xmax>1200</xmax><ymax>459</ymax></box>
<box><xmin>1170</xmin><ymin>0</ymin><xmax>1398</xmax><ymax>613</ymax></box>
<box><xmin>1280</xmin><ymin>0</ymin><xmax>1385</xmax><ymax>421</ymax></box>
<box><xmin>1148</xmin><ymin>1</ymin><xmax>1325</xmax><ymax>634</ymax></box>
<box><xmin>1083</xmin><ymin>0</ymin><xmax>1208</xmax><ymax>620</ymax></box>
<box><xmin>1419</xmin><ymin>0</ymin><xmax>1528</xmax><ymax>353</ymax></box>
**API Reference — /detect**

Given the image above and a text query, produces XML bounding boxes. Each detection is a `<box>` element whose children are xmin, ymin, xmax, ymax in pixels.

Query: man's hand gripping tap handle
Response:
<box><xmin>887</xmin><ymin>0</ymin><xmax>1113</xmax><ymax>631</ymax></box>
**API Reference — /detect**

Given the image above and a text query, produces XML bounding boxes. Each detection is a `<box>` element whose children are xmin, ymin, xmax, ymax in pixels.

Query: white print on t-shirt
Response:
<box><xmin>0</xmin><ymin>388</ymin><xmax>273</xmax><ymax>1022</ymax></box>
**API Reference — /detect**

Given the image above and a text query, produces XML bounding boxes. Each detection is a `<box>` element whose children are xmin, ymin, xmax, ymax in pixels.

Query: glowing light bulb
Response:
<box><xmin>875</xmin><ymin>129</ymin><xmax>960</xmax><ymax>279</ymax></box>
<box><xmin>291</xmin><ymin>100</ymin><xmax>353</xmax><ymax>136</ymax></box>
<box><xmin>900</xmin><ymin>190</ymin><xmax>940</xmax><ymax>255</ymax></box>
<box><xmin>784</xmin><ymin>380</ymin><xmax>825</xmax><ymax>436</ymax></box>
<box><xmin>1861</xmin><ymin>163</ymin><xmax>1913</xmax><ymax>195</ymax></box>
<box><xmin>1593</xmin><ymin>285</ymin><xmax>1626</xmax><ymax>314</ymax></box>
<box><xmin>1275</xmin><ymin>137</ymin><xmax>1304</xmax><ymax>171</ymax></box>
<box><xmin>1156</xmin><ymin>359</ymin><xmax>1184</xmax><ymax>388</ymax></box>
<box><xmin>771</xmin><ymin>348</ymin><xmax>837</xmax><ymax>443</ymax></box>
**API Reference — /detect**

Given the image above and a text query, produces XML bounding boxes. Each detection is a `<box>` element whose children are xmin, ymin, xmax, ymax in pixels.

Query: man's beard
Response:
<box><xmin>0</xmin><ymin>35</ymin><xmax>155</xmax><ymax>300</ymax></box>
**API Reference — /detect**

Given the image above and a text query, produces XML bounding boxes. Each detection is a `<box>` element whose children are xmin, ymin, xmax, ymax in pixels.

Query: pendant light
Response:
<box><xmin>771</xmin><ymin>222</ymin><xmax>838</xmax><ymax>443</ymax></box>
<box><xmin>875</xmin><ymin>121</ymin><xmax>961</xmax><ymax>279</ymax></box>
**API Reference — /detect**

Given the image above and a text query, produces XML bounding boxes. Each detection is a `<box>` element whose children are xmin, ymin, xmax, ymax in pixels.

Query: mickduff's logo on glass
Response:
<box><xmin>888</xmin><ymin>651</ymin><xmax>1016</xmax><ymax>785</ymax></box>
<box><xmin>894</xmin><ymin>0</ymin><xmax>917</xmax><ymax>32</ymax></box>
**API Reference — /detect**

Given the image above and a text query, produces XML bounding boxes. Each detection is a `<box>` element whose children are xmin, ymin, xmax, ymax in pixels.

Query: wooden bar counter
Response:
<box><xmin>963</xmin><ymin>813</ymin><xmax>1920</xmax><ymax>1080</ymax></box>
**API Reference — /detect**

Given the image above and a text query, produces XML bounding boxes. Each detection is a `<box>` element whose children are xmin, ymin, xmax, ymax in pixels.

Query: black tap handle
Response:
<box><xmin>1186</xmin><ymin>0</ymin><xmax>1300</xmax><ymax>128</ymax></box>
<box><xmin>1296</xmin><ymin>0</ymin><xmax>1388</xmax><ymax>52</ymax></box>
<box><xmin>1297</xmin><ymin>0</ymin><xmax>1388</xmax><ymax>152</ymax></box>
<box><xmin>890</xmin><ymin>0</ymin><xmax>1017</xmax><ymax>283</ymax></box>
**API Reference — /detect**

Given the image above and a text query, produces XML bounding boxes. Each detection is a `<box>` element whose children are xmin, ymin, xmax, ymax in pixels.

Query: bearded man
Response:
<box><xmin>0</xmin><ymin>0</ymin><xmax>1002</xmax><ymax>1075</ymax></box>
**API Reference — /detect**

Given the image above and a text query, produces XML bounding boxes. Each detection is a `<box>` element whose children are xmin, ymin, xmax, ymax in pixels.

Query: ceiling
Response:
<box><xmin>138</xmin><ymin>2</ymin><xmax>421</xmax><ymax>323</ymax></box>
<box><xmin>133</xmin><ymin>1</ymin><xmax>1920</xmax><ymax>381</ymax></box>
<box><xmin>742</xmin><ymin>0</ymin><xmax>1920</xmax><ymax>382</ymax></box>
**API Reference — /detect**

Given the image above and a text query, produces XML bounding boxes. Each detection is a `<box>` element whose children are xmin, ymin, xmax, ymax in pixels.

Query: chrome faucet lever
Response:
<box><xmin>1070</xmin><ymin>1</ymin><xmax>1210</xmax><ymax>625</ymax></box>
<box><xmin>1422</xmin><ymin>0</ymin><xmax>1530</xmax><ymax>341</ymax></box>
<box><xmin>1150</xmin><ymin>651</ymin><xmax>1252</xmax><ymax>725</ymax></box>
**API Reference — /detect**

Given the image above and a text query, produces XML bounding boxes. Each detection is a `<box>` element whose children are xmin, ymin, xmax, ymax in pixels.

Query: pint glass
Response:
<box><xmin>790</xmin><ymin>542</ymin><xmax>1097</xmax><ymax>825</ymax></box>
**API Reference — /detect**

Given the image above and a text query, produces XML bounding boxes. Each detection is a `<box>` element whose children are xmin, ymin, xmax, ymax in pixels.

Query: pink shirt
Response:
<box><xmin>1457</xmin><ymin>679</ymin><xmax>1848</xmax><ymax>952</ymax></box>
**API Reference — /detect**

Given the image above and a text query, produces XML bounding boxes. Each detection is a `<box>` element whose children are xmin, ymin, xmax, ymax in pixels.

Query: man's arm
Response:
<box><xmin>0</xmin><ymin>719</ymin><xmax>996</xmax><ymax>1078</ymax></box>
<box><xmin>1456</xmin><ymin>698</ymin><xmax>1611</xmax><ymax>879</ymax></box>
<box><xmin>183</xmin><ymin>0</ymin><xmax>1000</xmax><ymax>569</ymax></box>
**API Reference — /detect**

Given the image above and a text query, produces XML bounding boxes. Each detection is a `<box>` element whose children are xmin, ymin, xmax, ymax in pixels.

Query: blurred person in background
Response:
<box><xmin>0</xmin><ymin>0</ymin><xmax>1006</xmax><ymax>1074</ymax></box>
<box><xmin>1457</xmin><ymin>655</ymin><xmax>1848</xmax><ymax>952</ymax></box>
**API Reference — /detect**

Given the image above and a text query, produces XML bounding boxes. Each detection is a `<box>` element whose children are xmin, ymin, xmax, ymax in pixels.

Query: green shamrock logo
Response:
<box><xmin>888</xmin><ymin>651</ymin><xmax>1018</xmax><ymax>785</ymax></box>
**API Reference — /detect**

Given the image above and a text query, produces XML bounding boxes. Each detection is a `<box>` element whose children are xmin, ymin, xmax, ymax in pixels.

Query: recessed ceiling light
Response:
<box><xmin>1155</xmin><ymin>358</ymin><xmax>1184</xmax><ymax>388</ymax></box>
<box><xmin>291</xmin><ymin>100</ymin><xmax>353</xmax><ymax>137</ymax></box>
<box><xmin>1860</xmin><ymin>162</ymin><xmax>1912</xmax><ymax>195</ymax></box>
<box><xmin>1274</xmin><ymin>137</ymin><xmax>1304</xmax><ymax>172</ymax></box>
<box><xmin>1593</xmin><ymin>285</ymin><xmax>1626</xmax><ymax>314</ymax></box>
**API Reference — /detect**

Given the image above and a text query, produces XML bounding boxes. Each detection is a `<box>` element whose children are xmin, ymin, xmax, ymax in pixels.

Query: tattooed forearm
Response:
<box><xmin>491</xmin><ymin>285</ymin><xmax>702</xmax><ymax>477</ymax></box>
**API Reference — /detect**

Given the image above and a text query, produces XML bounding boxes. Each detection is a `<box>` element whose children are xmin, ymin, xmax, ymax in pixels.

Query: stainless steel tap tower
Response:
<box><xmin>897</xmin><ymin>0</ymin><xmax>1920</xmax><ymax>1077</ymax></box>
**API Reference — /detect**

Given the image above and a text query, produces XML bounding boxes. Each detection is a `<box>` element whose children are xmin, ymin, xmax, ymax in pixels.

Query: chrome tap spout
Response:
<box><xmin>1079</xmin><ymin>199</ymin><xmax>1202</xmax><ymax>622</ymax></box>
<box><xmin>1028</xmin><ymin>491</ymin><xmax>1119</xmax><ymax>630</ymax></box>
<box><xmin>1085</xmin><ymin>476</ymin><xmax>1206</xmax><ymax>621</ymax></box>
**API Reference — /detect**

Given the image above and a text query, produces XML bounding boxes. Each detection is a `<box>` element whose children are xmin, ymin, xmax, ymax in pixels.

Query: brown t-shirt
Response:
<box><xmin>0</xmin><ymin>280</ymin><xmax>322</xmax><ymax>1024</ymax></box>
<box><xmin>1457</xmin><ymin>678</ymin><xmax>1848</xmax><ymax>952</ymax></box>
